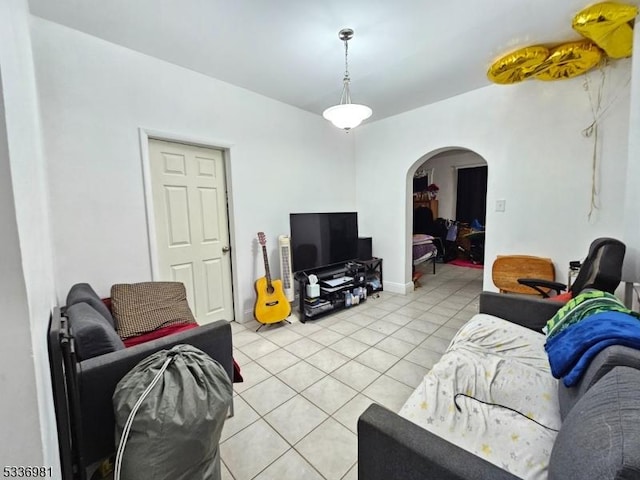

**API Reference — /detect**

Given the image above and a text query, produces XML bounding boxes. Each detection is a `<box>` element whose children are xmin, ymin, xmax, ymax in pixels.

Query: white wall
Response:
<box><xmin>623</xmin><ymin>26</ymin><xmax>640</xmax><ymax>285</ymax></box>
<box><xmin>415</xmin><ymin>150</ymin><xmax>486</xmax><ymax>220</ymax></box>
<box><xmin>31</xmin><ymin>18</ymin><xmax>356</xmax><ymax>322</ymax></box>
<box><xmin>355</xmin><ymin>61</ymin><xmax>631</xmax><ymax>293</ymax></box>
<box><xmin>0</xmin><ymin>0</ymin><xmax>58</xmax><ymax>472</ymax></box>
<box><xmin>0</xmin><ymin>72</ymin><xmax>43</xmax><ymax>471</ymax></box>
<box><xmin>12</xmin><ymin>7</ymin><xmax>635</xmax><ymax>471</ymax></box>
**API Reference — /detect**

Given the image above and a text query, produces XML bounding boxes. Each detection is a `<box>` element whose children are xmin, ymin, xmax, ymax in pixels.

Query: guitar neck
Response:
<box><xmin>261</xmin><ymin>245</ymin><xmax>273</xmax><ymax>288</ymax></box>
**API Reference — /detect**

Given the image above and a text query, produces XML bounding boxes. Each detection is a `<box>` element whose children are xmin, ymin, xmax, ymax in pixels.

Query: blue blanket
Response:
<box><xmin>545</xmin><ymin>311</ymin><xmax>640</xmax><ymax>387</ymax></box>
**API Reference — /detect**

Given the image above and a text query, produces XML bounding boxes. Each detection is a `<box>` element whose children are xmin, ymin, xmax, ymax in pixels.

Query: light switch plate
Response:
<box><xmin>496</xmin><ymin>199</ymin><xmax>506</xmax><ymax>212</ymax></box>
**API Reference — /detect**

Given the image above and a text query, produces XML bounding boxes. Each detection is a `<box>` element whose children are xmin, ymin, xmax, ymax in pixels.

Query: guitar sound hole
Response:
<box><xmin>267</xmin><ymin>286</ymin><xmax>275</xmax><ymax>294</ymax></box>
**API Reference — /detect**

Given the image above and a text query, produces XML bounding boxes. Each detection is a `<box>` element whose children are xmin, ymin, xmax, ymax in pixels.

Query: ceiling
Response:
<box><xmin>28</xmin><ymin>0</ymin><xmax>639</xmax><ymax>122</ymax></box>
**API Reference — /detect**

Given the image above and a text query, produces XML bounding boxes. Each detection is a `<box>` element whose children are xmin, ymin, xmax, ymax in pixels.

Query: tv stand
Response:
<box><xmin>295</xmin><ymin>261</ymin><xmax>367</xmax><ymax>323</ymax></box>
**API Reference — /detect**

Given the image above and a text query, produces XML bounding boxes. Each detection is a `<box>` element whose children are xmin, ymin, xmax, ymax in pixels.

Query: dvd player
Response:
<box><xmin>322</xmin><ymin>276</ymin><xmax>354</xmax><ymax>287</ymax></box>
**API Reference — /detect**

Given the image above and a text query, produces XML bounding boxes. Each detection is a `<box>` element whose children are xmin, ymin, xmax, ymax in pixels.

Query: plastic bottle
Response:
<box><xmin>344</xmin><ymin>291</ymin><xmax>352</xmax><ymax>308</ymax></box>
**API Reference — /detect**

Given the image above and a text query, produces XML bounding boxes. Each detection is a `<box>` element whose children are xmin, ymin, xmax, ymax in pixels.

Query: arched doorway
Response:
<box><xmin>407</xmin><ymin>147</ymin><xmax>488</xmax><ymax>286</ymax></box>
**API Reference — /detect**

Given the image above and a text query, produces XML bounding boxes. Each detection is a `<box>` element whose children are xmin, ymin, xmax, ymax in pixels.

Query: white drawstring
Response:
<box><xmin>114</xmin><ymin>356</ymin><xmax>175</xmax><ymax>480</ymax></box>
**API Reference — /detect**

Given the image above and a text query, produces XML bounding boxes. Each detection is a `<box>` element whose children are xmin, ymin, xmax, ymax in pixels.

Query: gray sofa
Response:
<box><xmin>358</xmin><ymin>292</ymin><xmax>640</xmax><ymax>480</ymax></box>
<box><xmin>48</xmin><ymin>283</ymin><xmax>233</xmax><ymax>480</ymax></box>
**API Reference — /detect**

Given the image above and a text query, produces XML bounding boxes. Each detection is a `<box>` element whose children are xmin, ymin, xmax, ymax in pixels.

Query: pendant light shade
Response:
<box><xmin>323</xmin><ymin>28</ymin><xmax>372</xmax><ymax>131</ymax></box>
<box><xmin>323</xmin><ymin>104</ymin><xmax>373</xmax><ymax>130</ymax></box>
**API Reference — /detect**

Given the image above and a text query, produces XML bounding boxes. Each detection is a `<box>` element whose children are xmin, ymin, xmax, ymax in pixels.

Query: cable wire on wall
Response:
<box><xmin>582</xmin><ymin>60</ymin><xmax>631</xmax><ymax>220</ymax></box>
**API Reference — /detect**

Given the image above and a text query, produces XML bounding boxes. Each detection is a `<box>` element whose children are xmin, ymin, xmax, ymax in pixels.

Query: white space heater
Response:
<box><xmin>279</xmin><ymin>234</ymin><xmax>295</xmax><ymax>302</ymax></box>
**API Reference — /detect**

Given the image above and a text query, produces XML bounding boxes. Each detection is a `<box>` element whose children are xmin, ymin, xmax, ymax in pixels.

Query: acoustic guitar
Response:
<box><xmin>254</xmin><ymin>232</ymin><xmax>291</xmax><ymax>328</ymax></box>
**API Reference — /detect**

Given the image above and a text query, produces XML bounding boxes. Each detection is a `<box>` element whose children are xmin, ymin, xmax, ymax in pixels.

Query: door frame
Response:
<box><xmin>138</xmin><ymin>127</ymin><xmax>238</xmax><ymax>320</ymax></box>
<box><xmin>406</xmin><ymin>148</ymin><xmax>490</xmax><ymax>290</ymax></box>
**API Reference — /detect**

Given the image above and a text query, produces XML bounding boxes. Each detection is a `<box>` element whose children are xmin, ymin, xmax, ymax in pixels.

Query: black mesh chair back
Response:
<box><xmin>570</xmin><ymin>237</ymin><xmax>626</xmax><ymax>295</ymax></box>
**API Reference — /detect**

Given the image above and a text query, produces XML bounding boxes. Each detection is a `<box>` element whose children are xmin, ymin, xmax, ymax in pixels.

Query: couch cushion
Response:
<box><xmin>122</xmin><ymin>323</ymin><xmax>199</xmax><ymax>348</ymax></box>
<box><xmin>549</xmin><ymin>366</ymin><xmax>640</xmax><ymax>479</ymax></box>
<box><xmin>66</xmin><ymin>302</ymin><xmax>125</xmax><ymax>361</ymax></box>
<box><xmin>66</xmin><ymin>282</ymin><xmax>115</xmax><ymax>328</ymax></box>
<box><xmin>448</xmin><ymin>313</ymin><xmax>550</xmax><ymax>370</ymax></box>
<box><xmin>111</xmin><ymin>282</ymin><xmax>197</xmax><ymax>339</ymax></box>
<box><xmin>557</xmin><ymin>344</ymin><xmax>640</xmax><ymax>419</ymax></box>
<box><xmin>400</xmin><ymin>314</ymin><xmax>560</xmax><ymax>480</ymax></box>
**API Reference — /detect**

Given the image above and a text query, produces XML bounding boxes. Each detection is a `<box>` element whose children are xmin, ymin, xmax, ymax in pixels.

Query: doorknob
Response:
<box><xmin>222</xmin><ymin>245</ymin><xmax>230</xmax><ymax>253</ymax></box>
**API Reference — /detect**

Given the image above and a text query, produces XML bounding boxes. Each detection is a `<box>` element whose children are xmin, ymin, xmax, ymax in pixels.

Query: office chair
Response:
<box><xmin>517</xmin><ymin>237</ymin><xmax>626</xmax><ymax>299</ymax></box>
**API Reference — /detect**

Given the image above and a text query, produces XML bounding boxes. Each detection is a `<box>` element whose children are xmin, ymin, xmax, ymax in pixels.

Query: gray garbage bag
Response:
<box><xmin>113</xmin><ymin>344</ymin><xmax>232</xmax><ymax>480</ymax></box>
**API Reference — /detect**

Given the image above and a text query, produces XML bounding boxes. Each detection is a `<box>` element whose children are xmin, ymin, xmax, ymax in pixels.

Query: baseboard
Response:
<box><xmin>383</xmin><ymin>281</ymin><xmax>414</xmax><ymax>295</ymax></box>
<box><xmin>241</xmin><ymin>309</ymin><xmax>255</xmax><ymax>324</ymax></box>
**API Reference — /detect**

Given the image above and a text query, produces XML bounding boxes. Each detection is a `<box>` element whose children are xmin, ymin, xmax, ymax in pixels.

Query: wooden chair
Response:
<box><xmin>492</xmin><ymin>255</ymin><xmax>555</xmax><ymax>296</ymax></box>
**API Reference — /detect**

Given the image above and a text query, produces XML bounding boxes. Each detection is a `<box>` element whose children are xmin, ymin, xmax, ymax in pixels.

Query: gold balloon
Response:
<box><xmin>535</xmin><ymin>41</ymin><xmax>603</xmax><ymax>81</ymax></box>
<box><xmin>573</xmin><ymin>2</ymin><xmax>638</xmax><ymax>58</ymax></box>
<box><xmin>487</xmin><ymin>46</ymin><xmax>550</xmax><ymax>84</ymax></box>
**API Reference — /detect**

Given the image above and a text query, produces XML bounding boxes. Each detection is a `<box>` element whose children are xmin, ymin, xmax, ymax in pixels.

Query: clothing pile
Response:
<box><xmin>545</xmin><ymin>290</ymin><xmax>640</xmax><ymax>386</ymax></box>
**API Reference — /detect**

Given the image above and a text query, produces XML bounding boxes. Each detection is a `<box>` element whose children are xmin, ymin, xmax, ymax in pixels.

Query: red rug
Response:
<box><xmin>449</xmin><ymin>258</ymin><xmax>484</xmax><ymax>269</ymax></box>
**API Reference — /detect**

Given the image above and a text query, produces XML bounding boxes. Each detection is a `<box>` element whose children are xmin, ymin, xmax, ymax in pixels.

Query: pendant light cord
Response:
<box><xmin>344</xmin><ymin>38</ymin><xmax>350</xmax><ymax>79</ymax></box>
<box><xmin>340</xmin><ymin>38</ymin><xmax>352</xmax><ymax>105</ymax></box>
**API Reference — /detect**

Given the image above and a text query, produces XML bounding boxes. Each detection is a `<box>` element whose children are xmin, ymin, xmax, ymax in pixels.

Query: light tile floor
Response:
<box><xmin>221</xmin><ymin>262</ymin><xmax>483</xmax><ymax>480</ymax></box>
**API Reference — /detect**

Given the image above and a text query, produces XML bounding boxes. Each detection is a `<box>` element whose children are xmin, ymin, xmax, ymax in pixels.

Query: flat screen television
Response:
<box><xmin>290</xmin><ymin>212</ymin><xmax>358</xmax><ymax>272</ymax></box>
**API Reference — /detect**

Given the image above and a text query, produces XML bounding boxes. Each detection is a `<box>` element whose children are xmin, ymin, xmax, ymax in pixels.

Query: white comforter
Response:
<box><xmin>399</xmin><ymin>314</ymin><xmax>560</xmax><ymax>480</ymax></box>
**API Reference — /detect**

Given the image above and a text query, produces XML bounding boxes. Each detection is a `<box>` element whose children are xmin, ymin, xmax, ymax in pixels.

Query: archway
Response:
<box><xmin>406</xmin><ymin>147</ymin><xmax>489</xmax><ymax>287</ymax></box>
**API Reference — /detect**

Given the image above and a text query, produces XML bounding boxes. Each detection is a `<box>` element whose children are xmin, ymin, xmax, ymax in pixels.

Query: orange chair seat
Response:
<box><xmin>492</xmin><ymin>255</ymin><xmax>555</xmax><ymax>295</ymax></box>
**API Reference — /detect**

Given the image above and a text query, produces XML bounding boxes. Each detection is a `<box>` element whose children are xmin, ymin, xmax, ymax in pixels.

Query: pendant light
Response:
<box><xmin>323</xmin><ymin>28</ymin><xmax>372</xmax><ymax>131</ymax></box>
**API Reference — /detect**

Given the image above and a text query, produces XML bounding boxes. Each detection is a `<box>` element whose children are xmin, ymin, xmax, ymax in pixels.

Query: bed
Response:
<box><xmin>413</xmin><ymin>234</ymin><xmax>438</xmax><ymax>277</ymax></box>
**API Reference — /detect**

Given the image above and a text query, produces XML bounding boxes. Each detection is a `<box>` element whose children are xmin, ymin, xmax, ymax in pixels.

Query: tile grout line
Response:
<box><xmin>223</xmin><ymin>264</ymin><xmax>483</xmax><ymax>480</ymax></box>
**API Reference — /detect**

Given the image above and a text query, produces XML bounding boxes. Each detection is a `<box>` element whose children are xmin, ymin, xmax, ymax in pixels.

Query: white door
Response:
<box><xmin>148</xmin><ymin>139</ymin><xmax>233</xmax><ymax>324</ymax></box>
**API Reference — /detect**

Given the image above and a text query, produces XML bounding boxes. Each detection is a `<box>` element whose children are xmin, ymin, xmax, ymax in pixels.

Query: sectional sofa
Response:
<box><xmin>358</xmin><ymin>292</ymin><xmax>640</xmax><ymax>480</ymax></box>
